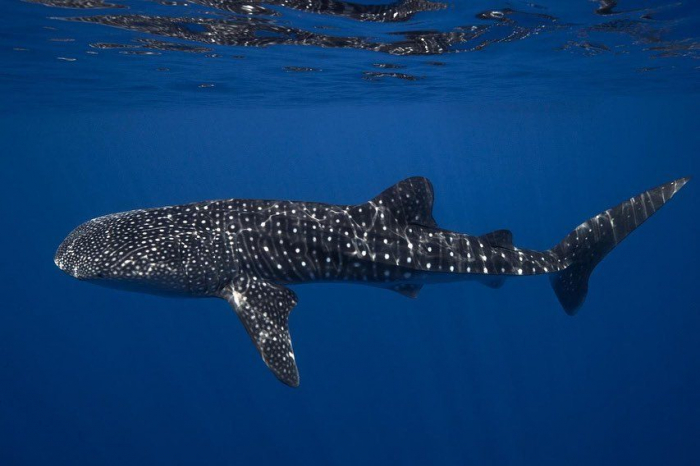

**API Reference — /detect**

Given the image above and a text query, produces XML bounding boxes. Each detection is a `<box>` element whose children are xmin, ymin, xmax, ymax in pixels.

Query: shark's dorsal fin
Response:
<box><xmin>477</xmin><ymin>229</ymin><xmax>513</xmax><ymax>289</ymax></box>
<box><xmin>389</xmin><ymin>283</ymin><xmax>423</xmax><ymax>298</ymax></box>
<box><xmin>368</xmin><ymin>177</ymin><xmax>437</xmax><ymax>228</ymax></box>
<box><xmin>220</xmin><ymin>275</ymin><xmax>300</xmax><ymax>387</ymax></box>
<box><xmin>478</xmin><ymin>229</ymin><xmax>514</xmax><ymax>249</ymax></box>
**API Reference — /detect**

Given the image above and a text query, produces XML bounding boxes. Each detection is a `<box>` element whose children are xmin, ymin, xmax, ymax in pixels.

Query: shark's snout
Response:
<box><xmin>54</xmin><ymin>218</ymin><xmax>108</xmax><ymax>280</ymax></box>
<box><xmin>54</xmin><ymin>237</ymin><xmax>80</xmax><ymax>278</ymax></box>
<box><xmin>53</xmin><ymin>249</ymin><xmax>64</xmax><ymax>272</ymax></box>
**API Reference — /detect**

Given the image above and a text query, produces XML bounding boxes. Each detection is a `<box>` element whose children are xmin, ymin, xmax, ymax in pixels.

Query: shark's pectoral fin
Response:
<box><xmin>389</xmin><ymin>283</ymin><xmax>423</xmax><ymax>298</ymax></box>
<box><xmin>220</xmin><ymin>275</ymin><xmax>300</xmax><ymax>387</ymax></box>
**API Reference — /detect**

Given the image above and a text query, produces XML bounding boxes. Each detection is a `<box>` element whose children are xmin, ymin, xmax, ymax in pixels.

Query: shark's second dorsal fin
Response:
<box><xmin>368</xmin><ymin>177</ymin><xmax>437</xmax><ymax>228</ymax></box>
<box><xmin>479</xmin><ymin>229</ymin><xmax>514</xmax><ymax>249</ymax></box>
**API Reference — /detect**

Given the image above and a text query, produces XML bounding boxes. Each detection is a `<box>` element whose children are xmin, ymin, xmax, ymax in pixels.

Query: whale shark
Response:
<box><xmin>55</xmin><ymin>176</ymin><xmax>689</xmax><ymax>386</ymax></box>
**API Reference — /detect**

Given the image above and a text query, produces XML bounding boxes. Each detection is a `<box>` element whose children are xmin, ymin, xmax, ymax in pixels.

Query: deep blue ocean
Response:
<box><xmin>1</xmin><ymin>1</ymin><xmax>699</xmax><ymax>465</ymax></box>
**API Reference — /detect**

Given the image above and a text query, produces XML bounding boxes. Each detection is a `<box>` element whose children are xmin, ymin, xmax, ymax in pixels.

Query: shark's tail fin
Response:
<box><xmin>548</xmin><ymin>177</ymin><xmax>690</xmax><ymax>315</ymax></box>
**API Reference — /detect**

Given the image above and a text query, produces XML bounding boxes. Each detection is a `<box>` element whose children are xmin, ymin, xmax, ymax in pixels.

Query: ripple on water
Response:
<box><xmin>6</xmin><ymin>0</ymin><xmax>700</xmax><ymax>108</ymax></box>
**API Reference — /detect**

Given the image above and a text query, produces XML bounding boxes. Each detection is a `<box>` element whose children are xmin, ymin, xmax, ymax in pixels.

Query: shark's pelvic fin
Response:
<box><xmin>481</xmin><ymin>276</ymin><xmax>506</xmax><ymax>289</ymax></box>
<box><xmin>366</xmin><ymin>176</ymin><xmax>437</xmax><ymax>228</ymax></box>
<box><xmin>221</xmin><ymin>275</ymin><xmax>300</xmax><ymax>387</ymax></box>
<box><xmin>389</xmin><ymin>283</ymin><xmax>423</xmax><ymax>298</ymax></box>
<box><xmin>549</xmin><ymin>177</ymin><xmax>690</xmax><ymax>316</ymax></box>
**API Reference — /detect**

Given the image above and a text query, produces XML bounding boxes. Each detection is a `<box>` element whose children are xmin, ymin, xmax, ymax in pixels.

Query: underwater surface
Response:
<box><xmin>1</xmin><ymin>1</ymin><xmax>700</xmax><ymax>465</ymax></box>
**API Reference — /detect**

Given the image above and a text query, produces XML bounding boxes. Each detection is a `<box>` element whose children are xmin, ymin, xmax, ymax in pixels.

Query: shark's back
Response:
<box><xmin>215</xmin><ymin>177</ymin><xmax>438</xmax><ymax>285</ymax></box>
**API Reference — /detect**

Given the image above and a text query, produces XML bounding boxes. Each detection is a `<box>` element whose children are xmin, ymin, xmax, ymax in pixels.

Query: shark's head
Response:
<box><xmin>54</xmin><ymin>211</ymin><xmax>195</xmax><ymax>295</ymax></box>
<box><xmin>55</xmin><ymin>215</ymin><xmax>118</xmax><ymax>281</ymax></box>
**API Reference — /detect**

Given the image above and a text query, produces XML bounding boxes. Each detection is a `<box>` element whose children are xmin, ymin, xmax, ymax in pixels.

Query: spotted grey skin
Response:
<box><xmin>55</xmin><ymin>176</ymin><xmax>690</xmax><ymax>386</ymax></box>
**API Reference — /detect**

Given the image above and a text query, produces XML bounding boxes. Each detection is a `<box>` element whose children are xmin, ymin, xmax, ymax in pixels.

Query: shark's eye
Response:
<box><xmin>96</xmin><ymin>272</ymin><xmax>105</xmax><ymax>278</ymax></box>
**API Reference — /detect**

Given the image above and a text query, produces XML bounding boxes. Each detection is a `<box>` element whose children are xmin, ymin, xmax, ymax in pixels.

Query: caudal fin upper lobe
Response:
<box><xmin>549</xmin><ymin>177</ymin><xmax>690</xmax><ymax>315</ymax></box>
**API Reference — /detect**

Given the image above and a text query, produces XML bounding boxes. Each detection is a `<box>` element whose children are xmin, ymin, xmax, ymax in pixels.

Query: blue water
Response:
<box><xmin>1</xmin><ymin>1</ymin><xmax>699</xmax><ymax>465</ymax></box>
